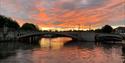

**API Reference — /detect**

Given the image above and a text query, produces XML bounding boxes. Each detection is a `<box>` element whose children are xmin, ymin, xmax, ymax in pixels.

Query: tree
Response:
<box><xmin>0</xmin><ymin>15</ymin><xmax>20</xmax><ymax>29</ymax></box>
<box><xmin>95</xmin><ymin>29</ymin><xmax>102</xmax><ymax>32</ymax></box>
<box><xmin>20</xmin><ymin>23</ymin><xmax>39</xmax><ymax>31</ymax></box>
<box><xmin>101</xmin><ymin>25</ymin><xmax>113</xmax><ymax>33</ymax></box>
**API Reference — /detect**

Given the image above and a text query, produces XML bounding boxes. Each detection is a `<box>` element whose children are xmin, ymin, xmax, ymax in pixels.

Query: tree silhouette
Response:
<box><xmin>101</xmin><ymin>25</ymin><xmax>113</xmax><ymax>33</ymax></box>
<box><xmin>0</xmin><ymin>15</ymin><xmax>20</xmax><ymax>29</ymax></box>
<box><xmin>94</xmin><ymin>29</ymin><xmax>102</xmax><ymax>32</ymax></box>
<box><xmin>20</xmin><ymin>23</ymin><xmax>39</xmax><ymax>31</ymax></box>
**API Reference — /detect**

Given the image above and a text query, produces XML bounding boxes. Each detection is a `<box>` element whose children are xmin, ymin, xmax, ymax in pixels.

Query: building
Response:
<box><xmin>115</xmin><ymin>27</ymin><xmax>125</xmax><ymax>33</ymax></box>
<box><xmin>0</xmin><ymin>27</ymin><xmax>17</xmax><ymax>40</ymax></box>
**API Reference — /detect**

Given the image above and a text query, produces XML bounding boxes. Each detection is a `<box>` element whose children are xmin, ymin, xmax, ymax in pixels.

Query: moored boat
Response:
<box><xmin>95</xmin><ymin>33</ymin><xmax>123</xmax><ymax>42</ymax></box>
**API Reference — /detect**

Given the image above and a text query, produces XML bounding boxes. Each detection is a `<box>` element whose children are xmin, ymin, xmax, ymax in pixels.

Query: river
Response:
<box><xmin>0</xmin><ymin>37</ymin><xmax>125</xmax><ymax>63</ymax></box>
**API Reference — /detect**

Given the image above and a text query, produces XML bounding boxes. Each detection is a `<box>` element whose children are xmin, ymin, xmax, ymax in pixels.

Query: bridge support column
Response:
<box><xmin>33</xmin><ymin>36</ymin><xmax>35</xmax><ymax>41</ymax></box>
<box><xmin>29</xmin><ymin>37</ymin><xmax>32</xmax><ymax>44</ymax></box>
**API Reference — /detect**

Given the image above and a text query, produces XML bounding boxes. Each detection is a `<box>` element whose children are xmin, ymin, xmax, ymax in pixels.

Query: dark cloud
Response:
<box><xmin>43</xmin><ymin>21</ymin><xmax>63</xmax><ymax>25</ymax></box>
<box><xmin>0</xmin><ymin>0</ymin><xmax>124</xmax><ymax>28</ymax></box>
<box><xmin>59</xmin><ymin>0</ymin><xmax>108</xmax><ymax>10</ymax></box>
<box><xmin>52</xmin><ymin>21</ymin><xmax>64</xmax><ymax>25</ymax></box>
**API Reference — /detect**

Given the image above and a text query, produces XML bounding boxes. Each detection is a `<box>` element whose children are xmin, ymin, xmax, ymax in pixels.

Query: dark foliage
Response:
<box><xmin>0</xmin><ymin>15</ymin><xmax>20</xmax><ymax>29</ymax></box>
<box><xmin>101</xmin><ymin>25</ymin><xmax>113</xmax><ymax>33</ymax></box>
<box><xmin>21</xmin><ymin>23</ymin><xmax>39</xmax><ymax>31</ymax></box>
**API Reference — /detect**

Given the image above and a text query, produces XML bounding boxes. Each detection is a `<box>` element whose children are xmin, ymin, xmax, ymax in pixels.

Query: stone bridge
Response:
<box><xmin>16</xmin><ymin>31</ymin><xmax>96</xmax><ymax>42</ymax></box>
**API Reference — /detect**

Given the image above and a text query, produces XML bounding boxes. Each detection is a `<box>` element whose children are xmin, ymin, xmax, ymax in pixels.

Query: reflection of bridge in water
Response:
<box><xmin>16</xmin><ymin>31</ymin><xmax>96</xmax><ymax>42</ymax></box>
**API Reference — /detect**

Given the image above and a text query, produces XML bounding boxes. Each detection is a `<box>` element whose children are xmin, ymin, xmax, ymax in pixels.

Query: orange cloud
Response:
<box><xmin>0</xmin><ymin>0</ymin><xmax>124</xmax><ymax>30</ymax></box>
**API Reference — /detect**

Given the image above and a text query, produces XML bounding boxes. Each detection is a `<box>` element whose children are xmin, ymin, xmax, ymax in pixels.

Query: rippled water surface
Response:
<box><xmin>0</xmin><ymin>37</ymin><xmax>125</xmax><ymax>63</ymax></box>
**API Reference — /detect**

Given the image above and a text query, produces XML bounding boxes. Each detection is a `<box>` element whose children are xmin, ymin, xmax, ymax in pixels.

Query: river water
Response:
<box><xmin>0</xmin><ymin>37</ymin><xmax>125</xmax><ymax>63</ymax></box>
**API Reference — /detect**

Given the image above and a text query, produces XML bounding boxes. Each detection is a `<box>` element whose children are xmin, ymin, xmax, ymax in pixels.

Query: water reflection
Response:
<box><xmin>39</xmin><ymin>37</ymin><xmax>72</xmax><ymax>49</ymax></box>
<box><xmin>0</xmin><ymin>38</ymin><xmax>125</xmax><ymax>63</ymax></box>
<box><xmin>31</xmin><ymin>44</ymin><xmax>124</xmax><ymax>63</ymax></box>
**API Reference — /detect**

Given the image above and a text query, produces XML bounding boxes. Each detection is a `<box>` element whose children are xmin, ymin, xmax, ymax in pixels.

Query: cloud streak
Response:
<box><xmin>0</xmin><ymin>0</ymin><xmax>124</xmax><ymax>29</ymax></box>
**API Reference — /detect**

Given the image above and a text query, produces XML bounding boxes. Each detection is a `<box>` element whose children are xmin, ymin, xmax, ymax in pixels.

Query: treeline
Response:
<box><xmin>0</xmin><ymin>15</ymin><xmax>115</xmax><ymax>33</ymax></box>
<box><xmin>0</xmin><ymin>15</ymin><xmax>39</xmax><ymax>31</ymax></box>
<box><xmin>58</xmin><ymin>25</ymin><xmax>114</xmax><ymax>33</ymax></box>
<box><xmin>94</xmin><ymin>25</ymin><xmax>113</xmax><ymax>33</ymax></box>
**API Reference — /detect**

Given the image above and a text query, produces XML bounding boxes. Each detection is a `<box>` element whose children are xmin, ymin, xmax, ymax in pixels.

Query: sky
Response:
<box><xmin>0</xmin><ymin>0</ymin><xmax>125</xmax><ymax>30</ymax></box>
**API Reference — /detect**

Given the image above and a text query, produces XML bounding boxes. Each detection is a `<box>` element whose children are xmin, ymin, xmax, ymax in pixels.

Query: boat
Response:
<box><xmin>95</xmin><ymin>33</ymin><xmax>123</xmax><ymax>42</ymax></box>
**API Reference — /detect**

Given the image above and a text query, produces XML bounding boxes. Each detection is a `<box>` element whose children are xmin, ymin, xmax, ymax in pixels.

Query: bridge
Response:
<box><xmin>16</xmin><ymin>31</ymin><xmax>96</xmax><ymax>42</ymax></box>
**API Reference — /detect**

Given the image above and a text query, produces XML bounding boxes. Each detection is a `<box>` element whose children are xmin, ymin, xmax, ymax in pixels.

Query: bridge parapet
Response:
<box><xmin>16</xmin><ymin>31</ymin><xmax>96</xmax><ymax>42</ymax></box>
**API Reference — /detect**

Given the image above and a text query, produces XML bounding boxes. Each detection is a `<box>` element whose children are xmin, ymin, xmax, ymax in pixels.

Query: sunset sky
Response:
<box><xmin>0</xmin><ymin>0</ymin><xmax>125</xmax><ymax>30</ymax></box>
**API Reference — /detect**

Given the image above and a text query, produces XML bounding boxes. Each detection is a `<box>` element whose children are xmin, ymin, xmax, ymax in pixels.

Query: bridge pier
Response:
<box><xmin>29</xmin><ymin>37</ymin><xmax>32</xmax><ymax>43</ymax></box>
<box><xmin>18</xmin><ymin>36</ymin><xmax>41</xmax><ymax>45</ymax></box>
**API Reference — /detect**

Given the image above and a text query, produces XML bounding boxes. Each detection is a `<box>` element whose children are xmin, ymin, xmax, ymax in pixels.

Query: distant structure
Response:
<box><xmin>115</xmin><ymin>27</ymin><xmax>125</xmax><ymax>33</ymax></box>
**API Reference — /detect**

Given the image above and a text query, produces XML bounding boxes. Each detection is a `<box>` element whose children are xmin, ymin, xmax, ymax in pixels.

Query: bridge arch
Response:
<box><xmin>17</xmin><ymin>32</ymin><xmax>79</xmax><ymax>41</ymax></box>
